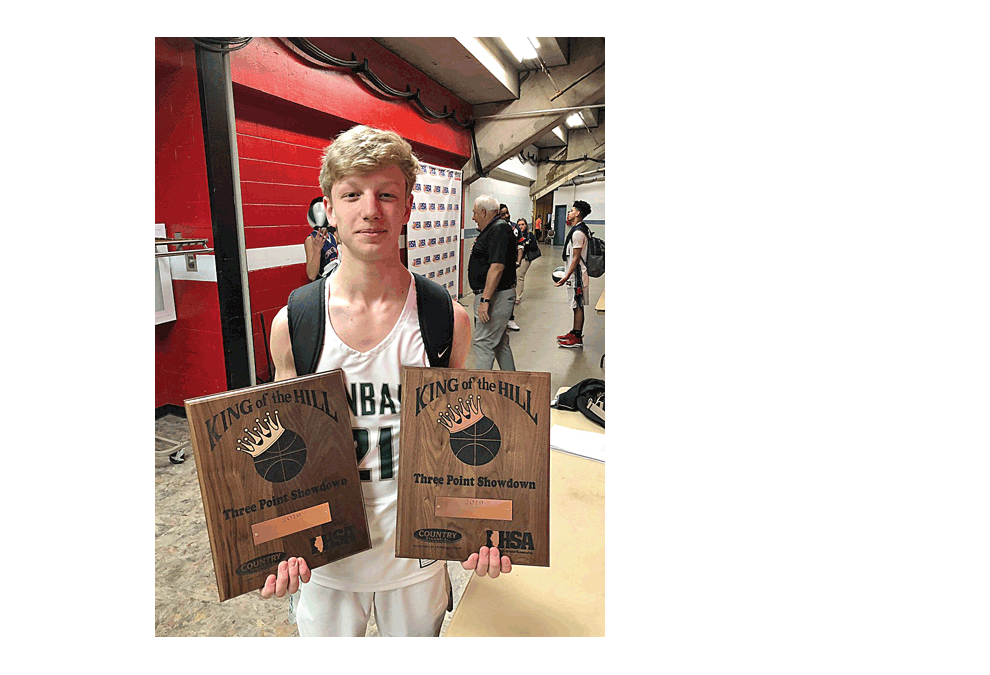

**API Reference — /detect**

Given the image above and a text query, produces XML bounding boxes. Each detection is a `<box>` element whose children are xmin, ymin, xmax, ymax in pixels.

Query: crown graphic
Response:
<box><xmin>235</xmin><ymin>410</ymin><xmax>284</xmax><ymax>458</ymax></box>
<box><xmin>437</xmin><ymin>395</ymin><xmax>485</xmax><ymax>434</ymax></box>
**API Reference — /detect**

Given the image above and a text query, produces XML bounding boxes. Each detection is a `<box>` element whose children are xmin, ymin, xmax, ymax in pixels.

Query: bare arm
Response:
<box><xmin>555</xmin><ymin>244</ymin><xmax>584</xmax><ymax>286</ymax></box>
<box><xmin>449</xmin><ymin>300</ymin><xmax>472</xmax><ymax>369</ymax></box>
<box><xmin>268</xmin><ymin>306</ymin><xmax>298</xmax><ymax>382</ymax></box>
<box><xmin>304</xmin><ymin>233</ymin><xmax>324</xmax><ymax>281</ymax></box>
<box><xmin>478</xmin><ymin>263</ymin><xmax>504</xmax><ymax>323</ymax></box>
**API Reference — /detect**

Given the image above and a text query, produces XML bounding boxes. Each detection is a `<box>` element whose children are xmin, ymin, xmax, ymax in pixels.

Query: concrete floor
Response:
<box><xmin>154</xmin><ymin>243</ymin><xmax>604</xmax><ymax>637</ymax></box>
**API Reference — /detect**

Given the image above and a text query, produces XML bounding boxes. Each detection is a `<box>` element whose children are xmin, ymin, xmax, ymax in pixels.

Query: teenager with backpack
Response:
<box><xmin>554</xmin><ymin>200</ymin><xmax>593</xmax><ymax>348</ymax></box>
<box><xmin>265</xmin><ymin>125</ymin><xmax>513</xmax><ymax>636</ymax></box>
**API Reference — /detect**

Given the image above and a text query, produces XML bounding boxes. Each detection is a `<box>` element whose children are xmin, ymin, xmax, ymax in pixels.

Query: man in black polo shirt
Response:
<box><xmin>467</xmin><ymin>195</ymin><xmax>517</xmax><ymax>370</ymax></box>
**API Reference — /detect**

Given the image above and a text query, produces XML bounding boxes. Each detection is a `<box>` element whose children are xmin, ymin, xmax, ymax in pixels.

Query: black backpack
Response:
<box><xmin>562</xmin><ymin>223</ymin><xmax>605</xmax><ymax>278</ymax></box>
<box><xmin>285</xmin><ymin>272</ymin><xmax>454</xmax><ymax>376</ymax></box>
<box><xmin>552</xmin><ymin>378</ymin><xmax>605</xmax><ymax>428</ymax></box>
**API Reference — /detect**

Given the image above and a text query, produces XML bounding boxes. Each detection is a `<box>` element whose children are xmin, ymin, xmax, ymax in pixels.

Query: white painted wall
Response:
<box><xmin>465</xmin><ymin>177</ymin><xmax>534</xmax><ymax>229</ymax></box>
<box><xmin>552</xmin><ymin>179</ymin><xmax>607</xmax><ymax>240</ymax></box>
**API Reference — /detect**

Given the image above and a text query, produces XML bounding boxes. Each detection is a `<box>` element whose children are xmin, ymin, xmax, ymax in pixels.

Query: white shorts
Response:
<box><xmin>567</xmin><ymin>283</ymin><xmax>589</xmax><ymax>308</ymax></box>
<box><xmin>290</xmin><ymin>566</ymin><xmax>451</xmax><ymax>637</ymax></box>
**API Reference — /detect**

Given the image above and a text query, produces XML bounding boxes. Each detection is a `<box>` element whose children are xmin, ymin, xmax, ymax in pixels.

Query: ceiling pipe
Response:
<box><xmin>475</xmin><ymin>104</ymin><xmax>604</xmax><ymax>121</ymax></box>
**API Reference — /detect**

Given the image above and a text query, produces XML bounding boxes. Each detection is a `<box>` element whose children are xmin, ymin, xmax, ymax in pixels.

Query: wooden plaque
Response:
<box><xmin>396</xmin><ymin>367</ymin><xmax>551</xmax><ymax>567</ymax></box>
<box><xmin>184</xmin><ymin>370</ymin><xmax>370</xmax><ymax>601</ymax></box>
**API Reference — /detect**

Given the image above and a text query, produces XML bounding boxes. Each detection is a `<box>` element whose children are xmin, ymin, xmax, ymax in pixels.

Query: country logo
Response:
<box><xmin>414</xmin><ymin>528</ymin><xmax>462</xmax><ymax>543</ymax></box>
<box><xmin>412</xmin><ymin>221</ymin><xmax>422</xmax><ymax>230</ymax></box>
<box><xmin>236</xmin><ymin>552</ymin><xmax>286</xmax><ymax>576</ymax></box>
<box><xmin>412</xmin><ymin>257</ymin><xmax>422</xmax><ymax>267</ymax></box>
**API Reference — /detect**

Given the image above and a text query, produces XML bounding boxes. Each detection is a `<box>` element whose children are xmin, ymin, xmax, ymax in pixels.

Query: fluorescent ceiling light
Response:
<box><xmin>565</xmin><ymin>112</ymin><xmax>585</xmax><ymax>128</ymax></box>
<box><xmin>502</xmin><ymin>37</ymin><xmax>539</xmax><ymax>62</ymax></box>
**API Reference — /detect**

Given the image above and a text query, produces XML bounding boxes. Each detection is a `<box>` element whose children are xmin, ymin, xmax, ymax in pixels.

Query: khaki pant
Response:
<box><xmin>516</xmin><ymin>258</ymin><xmax>533</xmax><ymax>301</ymax></box>
<box><xmin>472</xmin><ymin>288</ymin><xmax>516</xmax><ymax>371</ymax></box>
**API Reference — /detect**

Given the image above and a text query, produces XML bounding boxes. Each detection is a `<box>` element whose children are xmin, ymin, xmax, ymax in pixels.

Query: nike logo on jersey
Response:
<box><xmin>438</xmin><ymin>346</ymin><xmax>449</xmax><ymax>360</ymax></box>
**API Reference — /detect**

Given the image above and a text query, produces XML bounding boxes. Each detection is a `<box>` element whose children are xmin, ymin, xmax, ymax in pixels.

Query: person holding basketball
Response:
<box><xmin>304</xmin><ymin>197</ymin><xmax>340</xmax><ymax>281</ymax></box>
<box><xmin>263</xmin><ymin>125</ymin><xmax>513</xmax><ymax>637</ymax></box>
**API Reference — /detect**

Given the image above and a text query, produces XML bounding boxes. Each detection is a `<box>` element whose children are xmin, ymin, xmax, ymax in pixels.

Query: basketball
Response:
<box><xmin>253</xmin><ymin>428</ymin><xmax>308</xmax><ymax>483</ymax></box>
<box><xmin>449</xmin><ymin>416</ymin><xmax>501</xmax><ymax>466</ymax></box>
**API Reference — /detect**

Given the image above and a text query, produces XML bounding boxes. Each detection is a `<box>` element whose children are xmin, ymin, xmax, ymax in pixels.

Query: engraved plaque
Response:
<box><xmin>185</xmin><ymin>370</ymin><xmax>371</xmax><ymax>601</ymax></box>
<box><xmin>396</xmin><ymin>367</ymin><xmax>551</xmax><ymax>566</ymax></box>
<box><xmin>251</xmin><ymin>503</ymin><xmax>333</xmax><ymax>545</ymax></box>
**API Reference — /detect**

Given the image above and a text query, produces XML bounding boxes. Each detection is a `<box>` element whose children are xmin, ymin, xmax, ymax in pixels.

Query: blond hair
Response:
<box><xmin>319</xmin><ymin>125</ymin><xmax>421</xmax><ymax>197</ymax></box>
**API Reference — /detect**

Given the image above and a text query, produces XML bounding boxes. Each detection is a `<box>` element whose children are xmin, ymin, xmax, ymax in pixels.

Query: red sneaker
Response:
<box><xmin>558</xmin><ymin>333</ymin><xmax>583</xmax><ymax>348</ymax></box>
<box><xmin>557</xmin><ymin>331</ymin><xmax>574</xmax><ymax>341</ymax></box>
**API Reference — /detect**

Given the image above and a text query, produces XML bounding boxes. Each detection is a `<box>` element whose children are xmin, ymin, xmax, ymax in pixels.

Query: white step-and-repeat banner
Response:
<box><xmin>406</xmin><ymin>162</ymin><xmax>462</xmax><ymax>298</ymax></box>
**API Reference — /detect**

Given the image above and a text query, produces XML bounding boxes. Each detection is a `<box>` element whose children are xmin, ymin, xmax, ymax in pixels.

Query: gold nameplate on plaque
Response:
<box><xmin>396</xmin><ymin>368</ymin><xmax>551</xmax><ymax>567</ymax></box>
<box><xmin>435</xmin><ymin>497</ymin><xmax>512</xmax><ymax>520</ymax></box>
<box><xmin>252</xmin><ymin>503</ymin><xmax>332</xmax><ymax>545</ymax></box>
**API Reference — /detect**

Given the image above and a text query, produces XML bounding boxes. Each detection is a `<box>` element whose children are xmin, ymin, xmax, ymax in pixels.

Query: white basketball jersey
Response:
<box><xmin>307</xmin><ymin>270</ymin><xmax>443</xmax><ymax>592</ymax></box>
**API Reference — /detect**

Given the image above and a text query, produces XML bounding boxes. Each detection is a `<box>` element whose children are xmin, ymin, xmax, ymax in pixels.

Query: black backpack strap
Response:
<box><xmin>286</xmin><ymin>275</ymin><xmax>329</xmax><ymax>376</ymax></box>
<box><xmin>414</xmin><ymin>273</ymin><xmax>454</xmax><ymax>368</ymax></box>
<box><xmin>562</xmin><ymin>223</ymin><xmax>590</xmax><ymax>260</ymax></box>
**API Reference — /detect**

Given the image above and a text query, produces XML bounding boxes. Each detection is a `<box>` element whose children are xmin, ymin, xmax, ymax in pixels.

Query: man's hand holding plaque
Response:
<box><xmin>462</xmin><ymin>546</ymin><xmax>513</xmax><ymax>579</ymax></box>
<box><xmin>260</xmin><ymin>557</ymin><xmax>312</xmax><ymax>599</ymax></box>
<box><xmin>259</xmin><ymin>545</ymin><xmax>511</xmax><ymax>600</ymax></box>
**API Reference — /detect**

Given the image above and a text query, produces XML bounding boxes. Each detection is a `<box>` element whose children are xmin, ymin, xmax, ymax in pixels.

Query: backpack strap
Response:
<box><xmin>414</xmin><ymin>273</ymin><xmax>454</xmax><ymax>368</ymax></box>
<box><xmin>562</xmin><ymin>223</ymin><xmax>590</xmax><ymax>260</ymax></box>
<box><xmin>286</xmin><ymin>275</ymin><xmax>329</xmax><ymax>377</ymax></box>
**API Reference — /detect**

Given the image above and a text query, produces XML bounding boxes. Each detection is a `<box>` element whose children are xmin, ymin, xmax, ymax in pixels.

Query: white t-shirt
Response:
<box><xmin>565</xmin><ymin>226</ymin><xmax>590</xmax><ymax>290</ymax></box>
<box><xmin>307</xmin><ymin>271</ymin><xmax>444</xmax><ymax>591</ymax></box>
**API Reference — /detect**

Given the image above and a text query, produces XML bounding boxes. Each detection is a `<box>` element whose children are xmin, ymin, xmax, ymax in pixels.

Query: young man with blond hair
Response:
<box><xmin>264</xmin><ymin>125</ymin><xmax>512</xmax><ymax>637</ymax></box>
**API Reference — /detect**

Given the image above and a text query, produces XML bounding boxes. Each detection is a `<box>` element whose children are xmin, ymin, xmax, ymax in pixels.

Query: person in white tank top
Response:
<box><xmin>263</xmin><ymin>125</ymin><xmax>513</xmax><ymax>636</ymax></box>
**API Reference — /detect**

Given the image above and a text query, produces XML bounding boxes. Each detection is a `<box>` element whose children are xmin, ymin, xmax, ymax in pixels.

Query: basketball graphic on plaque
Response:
<box><xmin>397</xmin><ymin>368</ymin><xmax>551</xmax><ymax>567</ymax></box>
<box><xmin>438</xmin><ymin>395</ymin><xmax>501</xmax><ymax>466</ymax></box>
<box><xmin>236</xmin><ymin>409</ymin><xmax>308</xmax><ymax>483</ymax></box>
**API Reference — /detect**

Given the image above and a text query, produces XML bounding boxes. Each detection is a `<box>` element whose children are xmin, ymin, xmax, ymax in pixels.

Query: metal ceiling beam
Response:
<box><xmin>463</xmin><ymin>37</ymin><xmax>604</xmax><ymax>186</ymax></box>
<box><xmin>531</xmin><ymin>120</ymin><xmax>606</xmax><ymax>201</ymax></box>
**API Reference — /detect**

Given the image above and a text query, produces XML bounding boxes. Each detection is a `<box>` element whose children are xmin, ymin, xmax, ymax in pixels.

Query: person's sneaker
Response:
<box><xmin>507</xmin><ymin>320</ymin><xmax>520</xmax><ymax>331</ymax></box>
<box><xmin>558</xmin><ymin>333</ymin><xmax>583</xmax><ymax>348</ymax></box>
<box><xmin>557</xmin><ymin>330</ymin><xmax>574</xmax><ymax>341</ymax></box>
